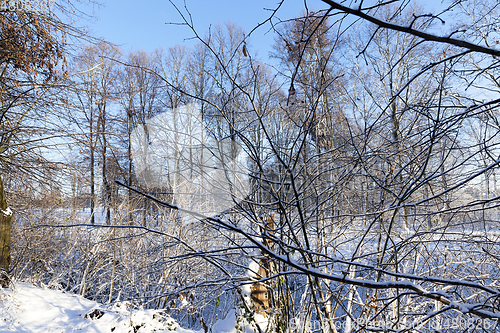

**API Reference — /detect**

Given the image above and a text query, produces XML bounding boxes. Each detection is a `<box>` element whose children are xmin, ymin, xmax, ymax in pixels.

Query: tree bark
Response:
<box><xmin>0</xmin><ymin>175</ymin><xmax>12</xmax><ymax>287</ymax></box>
<box><xmin>251</xmin><ymin>215</ymin><xmax>275</xmax><ymax>315</ymax></box>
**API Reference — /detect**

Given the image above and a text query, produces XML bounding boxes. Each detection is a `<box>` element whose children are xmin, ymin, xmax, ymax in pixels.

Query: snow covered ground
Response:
<box><xmin>0</xmin><ymin>283</ymin><xmax>256</xmax><ymax>333</ymax></box>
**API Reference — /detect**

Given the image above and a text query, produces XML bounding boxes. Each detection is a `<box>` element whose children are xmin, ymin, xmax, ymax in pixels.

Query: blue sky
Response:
<box><xmin>79</xmin><ymin>0</ymin><xmax>443</xmax><ymax>63</ymax></box>
<box><xmin>83</xmin><ymin>0</ymin><xmax>312</xmax><ymax>61</ymax></box>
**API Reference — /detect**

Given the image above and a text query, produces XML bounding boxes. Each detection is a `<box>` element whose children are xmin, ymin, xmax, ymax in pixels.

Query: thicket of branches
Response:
<box><xmin>4</xmin><ymin>0</ymin><xmax>500</xmax><ymax>332</ymax></box>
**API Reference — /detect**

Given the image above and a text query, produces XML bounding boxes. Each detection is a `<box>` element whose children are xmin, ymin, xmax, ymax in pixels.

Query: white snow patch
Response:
<box><xmin>241</xmin><ymin>283</ymin><xmax>252</xmax><ymax>301</ymax></box>
<box><xmin>211</xmin><ymin>310</ymin><xmax>239</xmax><ymax>333</ymax></box>
<box><xmin>247</xmin><ymin>260</ymin><xmax>260</xmax><ymax>279</ymax></box>
<box><xmin>0</xmin><ymin>207</ymin><xmax>12</xmax><ymax>216</ymax></box>
<box><xmin>211</xmin><ymin>309</ymin><xmax>267</xmax><ymax>333</ymax></box>
<box><xmin>0</xmin><ymin>283</ymin><xmax>200</xmax><ymax>332</ymax></box>
<box><xmin>0</xmin><ymin>282</ymin><xmax>265</xmax><ymax>333</ymax></box>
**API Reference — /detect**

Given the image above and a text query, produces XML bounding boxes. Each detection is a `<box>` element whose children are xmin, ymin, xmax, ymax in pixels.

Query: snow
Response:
<box><xmin>211</xmin><ymin>310</ymin><xmax>238</xmax><ymax>333</ymax></box>
<box><xmin>0</xmin><ymin>207</ymin><xmax>12</xmax><ymax>216</ymax></box>
<box><xmin>0</xmin><ymin>283</ymin><xmax>197</xmax><ymax>332</ymax></box>
<box><xmin>247</xmin><ymin>260</ymin><xmax>260</xmax><ymax>279</ymax></box>
<box><xmin>211</xmin><ymin>310</ymin><xmax>269</xmax><ymax>333</ymax></box>
<box><xmin>0</xmin><ymin>283</ymin><xmax>263</xmax><ymax>333</ymax></box>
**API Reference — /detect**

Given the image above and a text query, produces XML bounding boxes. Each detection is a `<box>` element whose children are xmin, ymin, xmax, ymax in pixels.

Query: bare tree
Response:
<box><xmin>0</xmin><ymin>6</ymin><xmax>76</xmax><ymax>286</ymax></box>
<box><xmin>117</xmin><ymin>49</ymin><xmax>162</xmax><ymax>224</ymax></box>
<box><xmin>71</xmin><ymin>42</ymin><xmax>122</xmax><ymax>225</ymax></box>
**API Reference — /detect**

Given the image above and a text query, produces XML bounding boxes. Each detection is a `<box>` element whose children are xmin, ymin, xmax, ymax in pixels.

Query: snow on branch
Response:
<box><xmin>114</xmin><ymin>180</ymin><xmax>500</xmax><ymax>321</ymax></box>
<box><xmin>321</xmin><ymin>0</ymin><xmax>500</xmax><ymax>56</ymax></box>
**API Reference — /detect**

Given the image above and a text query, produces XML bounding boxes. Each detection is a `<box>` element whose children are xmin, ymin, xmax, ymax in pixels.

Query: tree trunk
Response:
<box><xmin>0</xmin><ymin>175</ymin><xmax>12</xmax><ymax>287</ymax></box>
<box><xmin>250</xmin><ymin>215</ymin><xmax>275</xmax><ymax>315</ymax></box>
<box><xmin>128</xmin><ymin>107</ymin><xmax>133</xmax><ymax>224</ymax></box>
<box><xmin>90</xmin><ymin>100</ymin><xmax>96</xmax><ymax>225</ymax></box>
<box><xmin>100</xmin><ymin>103</ymin><xmax>111</xmax><ymax>225</ymax></box>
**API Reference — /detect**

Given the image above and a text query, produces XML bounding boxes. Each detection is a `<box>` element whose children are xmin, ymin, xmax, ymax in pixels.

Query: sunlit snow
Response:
<box><xmin>0</xmin><ymin>283</ymin><xmax>258</xmax><ymax>333</ymax></box>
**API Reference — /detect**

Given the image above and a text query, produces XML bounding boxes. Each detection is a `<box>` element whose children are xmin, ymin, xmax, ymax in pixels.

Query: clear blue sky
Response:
<box><xmin>80</xmin><ymin>0</ymin><xmax>441</xmax><ymax>61</ymax></box>
<box><xmin>83</xmin><ymin>0</ymin><xmax>313</xmax><ymax>61</ymax></box>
